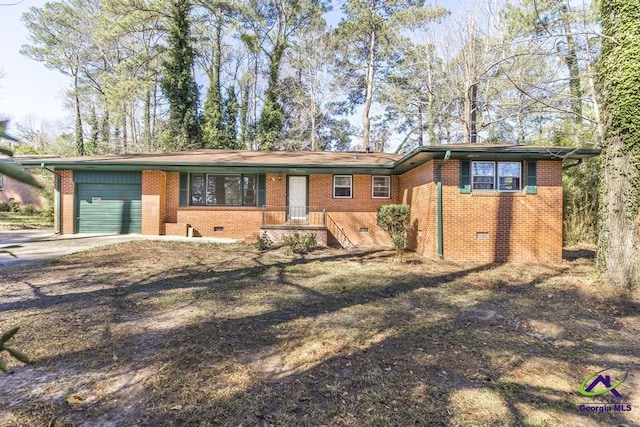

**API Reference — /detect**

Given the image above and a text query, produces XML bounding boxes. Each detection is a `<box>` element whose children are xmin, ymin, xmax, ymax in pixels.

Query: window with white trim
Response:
<box><xmin>498</xmin><ymin>162</ymin><xmax>522</xmax><ymax>191</ymax></box>
<box><xmin>472</xmin><ymin>162</ymin><xmax>495</xmax><ymax>190</ymax></box>
<box><xmin>333</xmin><ymin>175</ymin><xmax>352</xmax><ymax>198</ymax></box>
<box><xmin>471</xmin><ymin>161</ymin><xmax>522</xmax><ymax>192</ymax></box>
<box><xmin>372</xmin><ymin>176</ymin><xmax>390</xmax><ymax>198</ymax></box>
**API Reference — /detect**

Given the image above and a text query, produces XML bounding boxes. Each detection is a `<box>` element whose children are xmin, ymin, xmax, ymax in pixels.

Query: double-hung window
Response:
<box><xmin>471</xmin><ymin>161</ymin><xmax>522</xmax><ymax>192</ymax></box>
<box><xmin>333</xmin><ymin>175</ymin><xmax>352</xmax><ymax>198</ymax></box>
<box><xmin>190</xmin><ymin>174</ymin><xmax>257</xmax><ymax>206</ymax></box>
<box><xmin>497</xmin><ymin>162</ymin><xmax>521</xmax><ymax>191</ymax></box>
<box><xmin>472</xmin><ymin>162</ymin><xmax>496</xmax><ymax>190</ymax></box>
<box><xmin>372</xmin><ymin>176</ymin><xmax>390</xmax><ymax>198</ymax></box>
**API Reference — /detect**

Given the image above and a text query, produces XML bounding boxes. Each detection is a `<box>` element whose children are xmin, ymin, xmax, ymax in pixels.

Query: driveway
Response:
<box><xmin>0</xmin><ymin>230</ymin><xmax>241</xmax><ymax>270</ymax></box>
<box><xmin>0</xmin><ymin>230</ymin><xmax>145</xmax><ymax>270</ymax></box>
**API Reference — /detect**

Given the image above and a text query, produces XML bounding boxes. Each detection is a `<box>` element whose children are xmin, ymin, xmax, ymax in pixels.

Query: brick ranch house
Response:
<box><xmin>17</xmin><ymin>145</ymin><xmax>599</xmax><ymax>263</ymax></box>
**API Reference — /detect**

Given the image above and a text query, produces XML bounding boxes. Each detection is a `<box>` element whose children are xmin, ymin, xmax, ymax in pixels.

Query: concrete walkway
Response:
<box><xmin>0</xmin><ymin>230</ymin><xmax>240</xmax><ymax>270</ymax></box>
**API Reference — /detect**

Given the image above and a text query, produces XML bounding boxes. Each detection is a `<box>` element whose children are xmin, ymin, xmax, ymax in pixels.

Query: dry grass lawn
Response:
<box><xmin>0</xmin><ymin>241</ymin><xmax>638</xmax><ymax>426</ymax></box>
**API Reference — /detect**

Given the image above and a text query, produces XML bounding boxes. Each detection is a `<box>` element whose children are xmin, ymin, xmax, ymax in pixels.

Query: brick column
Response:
<box><xmin>59</xmin><ymin>170</ymin><xmax>75</xmax><ymax>234</ymax></box>
<box><xmin>141</xmin><ymin>170</ymin><xmax>166</xmax><ymax>235</ymax></box>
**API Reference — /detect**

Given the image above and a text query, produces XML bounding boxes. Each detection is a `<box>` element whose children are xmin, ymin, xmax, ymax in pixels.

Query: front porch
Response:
<box><xmin>259</xmin><ymin>205</ymin><xmax>353</xmax><ymax>248</ymax></box>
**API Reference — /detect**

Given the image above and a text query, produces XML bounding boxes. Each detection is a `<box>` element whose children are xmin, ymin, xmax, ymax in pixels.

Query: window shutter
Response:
<box><xmin>459</xmin><ymin>160</ymin><xmax>471</xmax><ymax>193</ymax></box>
<box><xmin>257</xmin><ymin>173</ymin><xmax>266</xmax><ymax>206</ymax></box>
<box><xmin>526</xmin><ymin>161</ymin><xmax>537</xmax><ymax>194</ymax></box>
<box><xmin>179</xmin><ymin>173</ymin><xmax>188</xmax><ymax>206</ymax></box>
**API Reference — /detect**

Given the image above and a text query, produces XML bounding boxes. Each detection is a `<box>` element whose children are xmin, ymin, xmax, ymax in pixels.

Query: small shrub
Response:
<box><xmin>377</xmin><ymin>204</ymin><xmax>411</xmax><ymax>260</ymax></box>
<box><xmin>255</xmin><ymin>232</ymin><xmax>274</xmax><ymax>252</ymax></box>
<box><xmin>18</xmin><ymin>204</ymin><xmax>39</xmax><ymax>216</ymax></box>
<box><xmin>8</xmin><ymin>200</ymin><xmax>20</xmax><ymax>213</ymax></box>
<box><xmin>282</xmin><ymin>232</ymin><xmax>317</xmax><ymax>255</ymax></box>
<box><xmin>43</xmin><ymin>209</ymin><xmax>54</xmax><ymax>222</ymax></box>
<box><xmin>0</xmin><ymin>202</ymin><xmax>9</xmax><ymax>212</ymax></box>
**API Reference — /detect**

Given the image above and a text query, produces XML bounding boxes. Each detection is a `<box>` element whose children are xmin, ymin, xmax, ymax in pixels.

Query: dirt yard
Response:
<box><xmin>0</xmin><ymin>241</ymin><xmax>638</xmax><ymax>426</ymax></box>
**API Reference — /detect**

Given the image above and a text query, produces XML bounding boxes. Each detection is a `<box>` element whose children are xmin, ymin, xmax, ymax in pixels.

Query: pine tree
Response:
<box><xmin>202</xmin><ymin>18</ymin><xmax>224</xmax><ymax>148</ymax></box>
<box><xmin>86</xmin><ymin>104</ymin><xmax>99</xmax><ymax>155</ymax></box>
<box><xmin>161</xmin><ymin>0</ymin><xmax>201</xmax><ymax>151</ymax></box>
<box><xmin>222</xmin><ymin>85</ymin><xmax>239</xmax><ymax>148</ymax></box>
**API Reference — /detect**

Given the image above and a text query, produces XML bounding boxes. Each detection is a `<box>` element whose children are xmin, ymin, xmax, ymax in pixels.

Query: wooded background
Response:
<box><xmin>6</xmin><ymin>0</ymin><xmax>640</xmax><ymax>287</ymax></box>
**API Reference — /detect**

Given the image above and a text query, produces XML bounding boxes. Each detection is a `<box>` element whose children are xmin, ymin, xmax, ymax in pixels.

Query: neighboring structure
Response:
<box><xmin>18</xmin><ymin>145</ymin><xmax>599</xmax><ymax>263</ymax></box>
<box><xmin>0</xmin><ymin>169</ymin><xmax>51</xmax><ymax>210</ymax></box>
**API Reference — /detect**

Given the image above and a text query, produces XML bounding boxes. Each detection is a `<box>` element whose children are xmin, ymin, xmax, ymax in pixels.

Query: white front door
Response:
<box><xmin>288</xmin><ymin>176</ymin><xmax>307</xmax><ymax>223</ymax></box>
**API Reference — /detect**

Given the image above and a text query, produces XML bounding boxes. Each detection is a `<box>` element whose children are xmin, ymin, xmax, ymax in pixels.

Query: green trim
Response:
<box><xmin>179</xmin><ymin>172</ymin><xmax>188</xmax><ymax>207</ymax></box>
<box><xmin>436</xmin><ymin>150</ymin><xmax>451</xmax><ymax>258</ymax></box>
<box><xmin>188</xmin><ymin>173</ymin><xmax>260</xmax><ymax>207</ymax></box>
<box><xmin>257</xmin><ymin>173</ymin><xmax>266</xmax><ymax>206</ymax></box>
<box><xmin>19</xmin><ymin>146</ymin><xmax>600</xmax><ymax>177</ymax></box>
<box><xmin>54</xmin><ymin>174</ymin><xmax>61</xmax><ymax>234</ymax></box>
<box><xmin>526</xmin><ymin>161</ymin><xmax>537</xmax><ymax>194</ymax></box>
<box><xmin>459</xmin><ymin>160</ymin><xmax>471</xmax><ymax>193</ymax></box>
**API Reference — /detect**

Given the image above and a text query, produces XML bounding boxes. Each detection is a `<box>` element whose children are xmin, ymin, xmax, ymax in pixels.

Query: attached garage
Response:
<box><xmin>74</xmin><ymin>171</ymin><xmax>142</xmax><ymax>234</ymax></box>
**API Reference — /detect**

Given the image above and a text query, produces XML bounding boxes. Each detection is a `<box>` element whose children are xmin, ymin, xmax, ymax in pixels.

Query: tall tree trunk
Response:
<box><xmin>468</xmin><ymin>83</ymin><xmax>478</xmax><ymax>143</ymax></box>
<box><xmin>122</xmin><ymin>108</ymin><xmax>128</xmax><ymax>154</ymax></box>
<box><xmin>311</xmin><ymin>101</ymin><xmax>317</xmax><ymax>151</ymax></box>
<box><xmin>144</xmin><ymin>88</ymin><xmax>151</xmax><ymax>150</ymax></box>
<box><xmin>362</xmin><ymin>27</ymin><xmax>376</xmax><ymax>151</ymax></box>
<box><xmin>560</xmin><ymin>3</ymin><xmax>582</xmax><ymax>122</ymax></box>
<box><xmin>240</xmin><ymin>81</ymin><xmax>250</xmax><ymax>149</ymax></box>
<box><xmin>416</xmin><ymin>105</ymin><xmax>424</xmax><ymax>146</ymax></box>
<box><xmin>426</xmin><ymin>62</ymin><xmax>436</xmax><ymax>146</ymax></box>
<box><xmin>73</xmin><ymin>69</ymin><xmax>84</xmax><ymax>155</ymax></box>
<box><xmin>597</xmin><ymin>0</ymin><xmax>640</xmax><ymax>288</ymax></box>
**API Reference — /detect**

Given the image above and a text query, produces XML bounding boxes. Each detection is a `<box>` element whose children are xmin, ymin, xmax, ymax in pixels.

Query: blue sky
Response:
<box><xmin>0</xmin><ymin>0</ymin><xmax>464</xmax><ymax>139</ymax></box>
<box><xmin>0</xmin><ymin>0</ymin><xmax>70</xmax><ymax>126</ymax></box>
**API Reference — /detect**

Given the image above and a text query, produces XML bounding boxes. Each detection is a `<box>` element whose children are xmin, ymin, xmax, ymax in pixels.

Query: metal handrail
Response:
<box><xmin>325</xmin><ymin>213</ymin><xmax>354</xmax><ymax>248</ymax></box>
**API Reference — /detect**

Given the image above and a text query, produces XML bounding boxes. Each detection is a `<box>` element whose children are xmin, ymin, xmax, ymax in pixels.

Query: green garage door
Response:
<box><xmin>75</xmin><ymin>171</ymin><xmax>142</xmax><ymax>234</ymax></box>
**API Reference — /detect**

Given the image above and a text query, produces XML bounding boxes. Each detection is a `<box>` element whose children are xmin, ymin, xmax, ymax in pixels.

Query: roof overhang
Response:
<box><xmin>392</xmin><ymin>146</ymin><xmax>601</xmax><ymax>174</ymax></box>
<box><xmin>12</xmin><ymin>160</ymin><xmax>396</xmax><ymax>176</ymax></box>
<box><xmin>12</xmin><ymin>145</ymin><xmax>600</xmax><ymax>176</ymax></box>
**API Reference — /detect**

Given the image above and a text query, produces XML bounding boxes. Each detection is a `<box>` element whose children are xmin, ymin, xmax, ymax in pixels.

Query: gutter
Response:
<box><xmin>562</xmin><ymin>159</ymin><xmax>583</xmax><ymax>170</ymax></box>
<box><xmin>39</xmin><ymin>164</ymin><xmax>62</xmax><ymax>234</ymax></box>
<box><xmin>436</xmin><ymin>150</ymin><xmax>451</xmax><ymax>258</ymax></box>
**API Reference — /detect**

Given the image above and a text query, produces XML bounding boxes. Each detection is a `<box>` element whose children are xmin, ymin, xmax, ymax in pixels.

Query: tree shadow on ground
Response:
<box><xmin>2</xmin><ymin>244</ymin><xmax>638</xmax><ymax>426</ymax></box>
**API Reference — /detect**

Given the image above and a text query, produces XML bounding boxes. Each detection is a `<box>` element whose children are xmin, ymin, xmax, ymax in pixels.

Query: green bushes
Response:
<box><xmin>282</xmin><ymin>232</ymin><xmax>317</xmax><ymax>255</ymax></box>
<box><xmin>18</xmin><ymin>204</ymin><xmax>39</xmax><ymax>215</ymax></box>
<box><xmin>254</xmin><ymin>232</ymin><xmax>274</xmax><ymax>251</ymax></box>
<box><xmin>255</xmin><ymin>231</ymin><xmax>317</xmax><ymax>255</ymax></box>
<box><xmin>377</xmin><ymin>204</ymin><xmax>411</xmax><ymax>260</ymax></box>
<box><xmin>0</xmin><ymin>201</ymin><xmax>41</xmax><ymax>215</ymax></box>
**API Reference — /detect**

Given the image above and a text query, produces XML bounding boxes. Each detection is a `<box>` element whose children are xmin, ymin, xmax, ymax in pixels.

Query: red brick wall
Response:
<box><xmin>399</xmin><ymin>162</ymin><xmax>437</xmax><ymax>257</ymax></box>
<box><xmin>141</xmin><ymin>171</ymin><xmax>166</xmax><ymax>235</ymax></box>
<box><xmin>165</xmin><ymin>172</ymin><xmax>179</xmax><ymax>223</ymax></box>
<box><xmin>403</xmin><ymin>160</ymin><xmax>563</xmax><ymax>263</ymax></box>
<box><xmin>158</xmin><ymin>172</ymin><xmax>397</xmax><ymax>245</ymax></box>
<box><xmin>58</xmin><ymin>163</ymin><xmax>564</xmax><ymax>263</ymax></box>
<box><xmin>308</xmin><ymin>174</ymin><xmax>398</xmax><ymax>246</ymax></box>
<box><xmin>59</xmin><ymin>170</ymin><xmax>74</xmax><ymax>234</ymax></box>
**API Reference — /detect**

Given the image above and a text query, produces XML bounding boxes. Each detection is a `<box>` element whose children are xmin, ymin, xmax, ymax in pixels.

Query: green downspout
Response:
<box><xmin>436</xmin><ymin>150</ymin><xmax>451</xmax><ymax>258</ymax></box>
<box><xmin>562</xmin><ymin>159</ymin><xmax>583</xmax><ymax>170</ymax></box>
